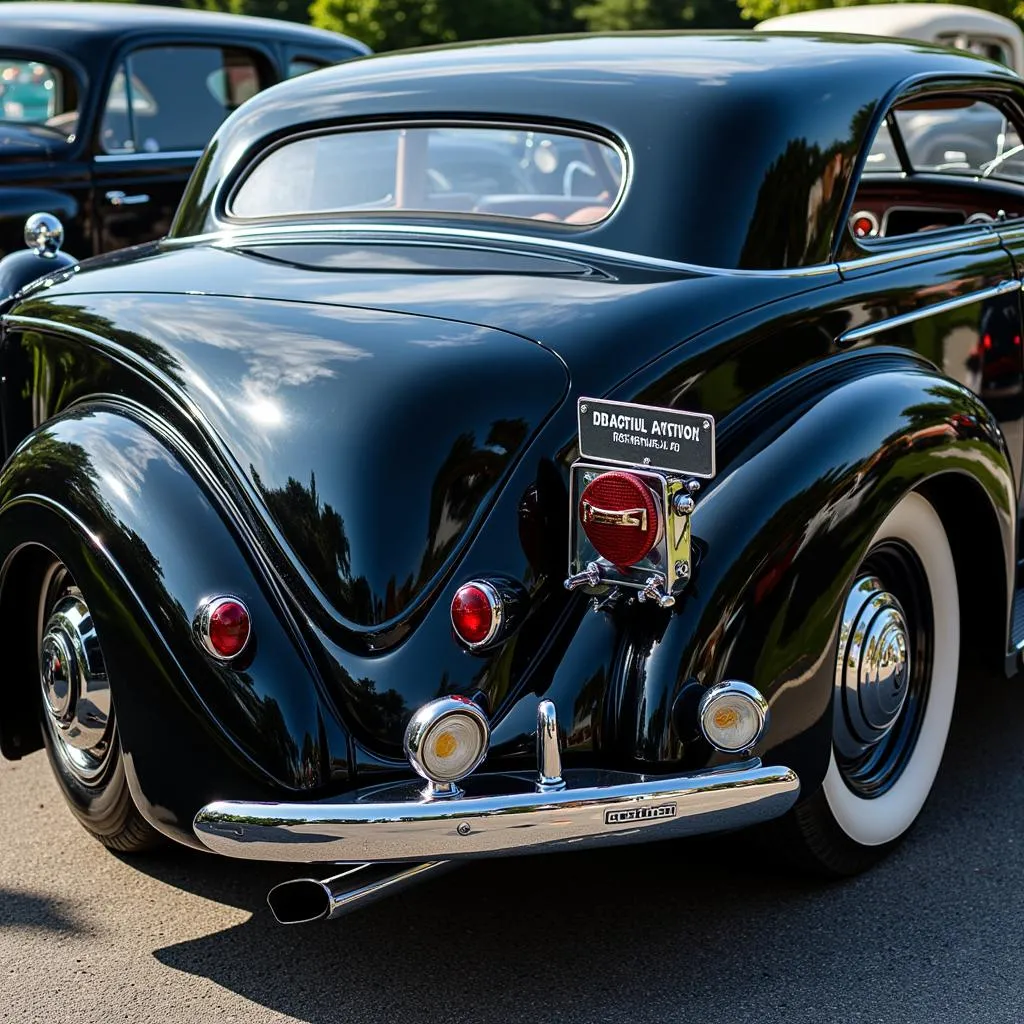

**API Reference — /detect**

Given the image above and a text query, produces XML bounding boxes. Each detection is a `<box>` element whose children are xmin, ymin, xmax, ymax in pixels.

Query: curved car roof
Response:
<box><xmin>173</xmin><ymin>32</ymin><xmax>1019</xmax><ymax>270</ymax></box>
<box><xmin>755</xmin><ymin>3</ymin><xmax>1021</xmax><ymax>40</ymax></box>
<box><xmin>0</xmin><ymin>2</ymin><xmax>371</xmax><ymax>58</ymax></box>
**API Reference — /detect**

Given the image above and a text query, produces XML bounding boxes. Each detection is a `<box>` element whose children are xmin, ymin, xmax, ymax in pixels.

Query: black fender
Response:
<box><xmin>622</xmin><ymin>364</ymin><xmax>1015</xmax><ymax>794</ymax></box>
<box><xmin>0</xmin><ymin>403</ymin><xmax>350</xmax><ymax>846</ymax></box>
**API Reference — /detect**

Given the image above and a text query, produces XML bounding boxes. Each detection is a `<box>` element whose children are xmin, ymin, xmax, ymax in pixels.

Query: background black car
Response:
<box><xmin>0</xmin><ymin>2</ymin><xmax>369</xmax><ymax>258</ymax></box>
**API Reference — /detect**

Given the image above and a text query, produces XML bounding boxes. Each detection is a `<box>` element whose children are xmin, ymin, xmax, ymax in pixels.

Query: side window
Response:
<box><xmin>852</xmin><ymin>94</ymin><xmax>1024</xmax><ymax>242</ymax></box>
<box><xmin>99</xmin><ymin>46</ymin><xmax>266</xmax><ymax>155</ymax></box>
<box><xmin>287</xmin><ymin>57</ymin><xmax>329</xmax><ymax>79</ymax></box>
<box><xmin>892</xmin><ymin>98</ymin><xmax>1022</xmax><ymax>181</ymax></box>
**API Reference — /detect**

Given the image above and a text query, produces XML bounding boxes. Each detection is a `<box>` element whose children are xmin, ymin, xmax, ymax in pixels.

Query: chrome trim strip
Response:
<box><xmin>838</xmin><ymin>279</ymin><xmax>1021</xmax><ymax>346</ymax></box>
<box><xmin>838</xmin><ymin>230</ymin><xmax>997</xmax><ymax>273</ymax></box>
<box><xmin>164</xmin><ymin>221</ymin><xmax>840</xmax><ymax>278</ymax></box>
<box><xmin>193</xmin><ymin>760</ymin><xmax>800</xmax><ymax>863</ymax></box>
<box><xmin>94</xmin><ymin>150</ymin><xmax>203</xmax><ymax>163</ymax></box>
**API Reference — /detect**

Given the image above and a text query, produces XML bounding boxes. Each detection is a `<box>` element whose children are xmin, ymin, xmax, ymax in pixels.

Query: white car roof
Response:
<box><xmin>755</xmin><ymin>3</ymin><xmax>1019</xmax><ymax>40</ymax></box>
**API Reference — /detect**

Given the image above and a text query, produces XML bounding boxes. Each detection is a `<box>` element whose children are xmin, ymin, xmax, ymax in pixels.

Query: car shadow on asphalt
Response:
<box><xmin>141</xmin><ymin>666</ymin><xmax>1024</xmax><ymax>1024</ymax></box>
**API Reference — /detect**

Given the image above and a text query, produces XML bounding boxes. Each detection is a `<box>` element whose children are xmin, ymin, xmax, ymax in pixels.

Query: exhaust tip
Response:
<box><xmin>267</xmin><ymin>878</ymin><xmax>331</xmax><ymax>925</ymax></box>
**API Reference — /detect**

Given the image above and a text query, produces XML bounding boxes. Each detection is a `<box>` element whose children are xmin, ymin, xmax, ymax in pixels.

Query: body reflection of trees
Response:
<box><xmin>252</xmin><ymin>417</ymin><xmax>528</xmax><ymax>626</ymax></box>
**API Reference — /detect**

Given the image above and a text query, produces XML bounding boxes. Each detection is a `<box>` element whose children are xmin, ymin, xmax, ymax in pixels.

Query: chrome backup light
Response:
<box><xmin>698</xmin><ymin>681</ymin><xmax>769</xmax><ymax>754</ymax></box>
<box><xmin>404</xmin><ymin>696</ymin><xmax>490</xmax><ymax>797</ymax></box>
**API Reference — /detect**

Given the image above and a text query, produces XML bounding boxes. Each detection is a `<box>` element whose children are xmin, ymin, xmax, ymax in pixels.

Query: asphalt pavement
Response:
<box><xmin>3</xmin><ymin>664</ymin><xmax>1024</xmax><ymax>1024</ymax></box>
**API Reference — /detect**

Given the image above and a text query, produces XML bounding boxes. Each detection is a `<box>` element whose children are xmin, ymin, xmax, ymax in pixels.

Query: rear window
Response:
<box><xmin>229</xmin><ymin>125</ymin><xmax>626</xmax><ymax>227</ymax></box>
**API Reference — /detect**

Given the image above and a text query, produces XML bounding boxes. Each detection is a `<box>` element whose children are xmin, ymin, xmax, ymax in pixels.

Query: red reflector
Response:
<box><xmin>853</xmin><ymin>217</ymin><xmax>874</xmax><ymax>238</ymax></box>
<box><xmin>983</xmin><ymin>334</ymin><xmax>993</xmax><ymax>350</ymax></box>
<box><xmin>579</xmin><ymin>471</ymin><xmax>660</xmax><ymax>567</ymax></box>
<box><xmin>206</xmin><ymin>599</ymin><xmax>251</xmax><ymax>659</ymax></box>
<box><xmin>451</xmin><ymin>584</ymin><xmax>497</xmax><ymax>646</ymax></box>
<box><xmin>1016</xmin><ymin>335</ymin><xmax>1021</xmax><ymax>347</ymax></box>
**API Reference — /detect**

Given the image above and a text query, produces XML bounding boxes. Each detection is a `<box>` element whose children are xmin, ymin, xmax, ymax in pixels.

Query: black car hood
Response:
<box><xmin>0</xmin><ymin>123</ymin><xmax>61</xmax><ymax>159</ymax></box>
<box><xmin>24</xmin><ymin>291</ymin><xmax>569</xmax><ymax>630</ymax></box>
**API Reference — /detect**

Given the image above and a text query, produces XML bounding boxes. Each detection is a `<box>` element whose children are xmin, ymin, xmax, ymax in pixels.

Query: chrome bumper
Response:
<box><xmin>193</xmin><ymin>760</ymin><xmax>800</xmax><ymax>864</ymax></box>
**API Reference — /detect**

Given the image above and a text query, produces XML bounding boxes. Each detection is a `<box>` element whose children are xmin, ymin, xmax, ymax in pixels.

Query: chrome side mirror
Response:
<box><xmin>24</xmin><ymin>212</ymin><xmax>65</xmax><ymax>258</ymax></box>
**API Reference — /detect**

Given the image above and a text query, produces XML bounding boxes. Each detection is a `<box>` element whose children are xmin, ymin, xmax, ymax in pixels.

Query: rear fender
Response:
<box><xmin>0</xmin><ymin>404</ymin><xmax>346</xmax><ymax>842</ymax></box>
<box><xmin>624</xmin><ymin>366</ymin><xmax>1015</xmax><ymax>791</ymax></box>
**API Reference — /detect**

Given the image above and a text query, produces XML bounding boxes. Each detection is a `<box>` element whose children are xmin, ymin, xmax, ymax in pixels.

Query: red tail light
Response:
<box><xmin>983</xmin><ymin>333</ymin><xmax>992</xmax><ymax>350</ymax></box>
<box><xmin>579</xmin><ymin>471</ymin><xmax>660</xmax><ymax>567</ymax></box>
<box><xmin>197</xmin><ymin>597</ymin><xmax>251</xmax><ymax>660</ymax></box>
<box><xmin>451</xmin><ymin>582</ymin><xmax>500</xmax><ymax>647</ymax></box>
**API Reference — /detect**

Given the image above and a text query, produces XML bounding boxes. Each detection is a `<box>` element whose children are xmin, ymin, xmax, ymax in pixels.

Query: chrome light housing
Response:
<box><xmin>404</xmin><ymin>696</ymin><xmax>490</xmax><ymax>797</ymax></box>
<box><xmin>698</xmin><ymin>681</ymin><xmax>769</xmax><ymax>754</ymax></box>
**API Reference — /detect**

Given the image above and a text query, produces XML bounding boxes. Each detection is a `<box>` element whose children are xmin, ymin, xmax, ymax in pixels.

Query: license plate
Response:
<box><xmin>577</xmin><ymin>397</ymin><xmax>716</xmax><ymax>478</ymax></box>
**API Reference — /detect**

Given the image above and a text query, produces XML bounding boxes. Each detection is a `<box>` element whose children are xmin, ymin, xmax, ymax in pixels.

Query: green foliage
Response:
<box><xmin>735</xmin><ymin>0</ymin><xmax>1024</xmax><ymax>25</ymax></box>
<box><xmin>576</xmin><ymin>0</ymin><xmax>743</xmax><ymax>31</ymax></box>
<box><xmin>310</xmin><ymin>0</ymin><xmax>742</xmax><ymax>50</ymax></box>
<box><xmin>308</xmin><ymin>0</ymin><xmax>552</xmax><ymax>50</ymax></box>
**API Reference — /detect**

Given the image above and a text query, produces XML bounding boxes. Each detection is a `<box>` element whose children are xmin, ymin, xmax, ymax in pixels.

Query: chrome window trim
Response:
<box><xmin>165</xmin><ymin>221</ymin><xmax>841</xmax><ymax>278</ymax></box>
<box><xmin>838</xmin><ymin>229</ymin><xmax>998</xmax><ymax>272</ymax></box>
<box><xmin>838</xmin><ymin>278</ymin><xmax>1021</xmax><ymax>346</ymax></box>
<box><xmin>222</xmin><ymin>116</ymin><xmax>632</xmax><ymax>231</ymax></box>
<box><xmin>95</xmin><ymin>150</ymin><xmax>204</xmax><ymax>163</ymax></box>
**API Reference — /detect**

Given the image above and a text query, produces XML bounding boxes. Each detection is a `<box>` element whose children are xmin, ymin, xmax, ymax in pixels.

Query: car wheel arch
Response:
<box><xmin>616</xmin><ymin>367</ymin><xmax>1014</xmax><ymax>790</ymax></box>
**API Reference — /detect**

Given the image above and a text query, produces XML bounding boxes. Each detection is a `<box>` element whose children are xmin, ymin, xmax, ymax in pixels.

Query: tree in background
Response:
<box><xmin>577</xmin><ymin>0</ymin><xmax>743</xmax><ymax>30</ymax></box>
<box><xmin>185</xmin><ymin>0</ymin><xmax>313</xmax><ymax>20</ymax></box>
<box><xmin>307</xmin><ymin>0</ymin><xmax>554</xmax><ymax>50</ymax></box>
<box><xmin>309</xmin><ymin>0</ymin><xmax>743</xmax><ymax>50</ymax></box>
<box><xmin>735</xmin><ymin>0</ymin><xmax>1022</xmax><ymax>23</ymax></box>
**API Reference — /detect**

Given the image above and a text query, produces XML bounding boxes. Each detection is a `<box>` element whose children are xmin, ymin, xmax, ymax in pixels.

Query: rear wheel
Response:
<box><xmin>794</xmin><ymin>491</ymin><xmax>959</xmax><ymax>875</ymax></box>
<box><xmin>36</xmin><ymin>558</ymin><xmax>161</xmax><ymax>853</ymax></box>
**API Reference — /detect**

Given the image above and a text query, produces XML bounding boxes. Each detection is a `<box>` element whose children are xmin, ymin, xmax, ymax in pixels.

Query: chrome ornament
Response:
<box><xmin>23</xmin><ymin>212</ymin><xmax>65</xmax><ymax>257</ymax></box>
<box><xmin>834</xmin><ymin>575</ymin><xmax>911</xmax><ymax>759</ymax></box>
<box><xmin>581</xmin><ymin>501</ymin><xmax>649</xmax><ymax>530</ymax></box>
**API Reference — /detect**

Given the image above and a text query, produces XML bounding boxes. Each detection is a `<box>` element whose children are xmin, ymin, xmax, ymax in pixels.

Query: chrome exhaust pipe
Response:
<box><xmin>267</xmin><ymin>860</ymin><xmax>452</xmax><ymax>925</ymax></box>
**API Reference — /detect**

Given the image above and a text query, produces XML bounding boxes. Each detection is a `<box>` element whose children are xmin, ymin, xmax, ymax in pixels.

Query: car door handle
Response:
<box><xmin>105</xmin><ymin>190</ymin><xmax>150</xmax><ymax>207</ymax></box>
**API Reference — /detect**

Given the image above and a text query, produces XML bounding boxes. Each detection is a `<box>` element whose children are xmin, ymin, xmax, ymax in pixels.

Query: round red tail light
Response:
<box><xmin>451</xmin><ymin>582</ymin><xmax>501</xmax><ymax>647</ymax></box>
<box><xmin>197</xmin><ymin>597</ymin><xmax>251</xmax><ymax>660</ymax></box>
<box><xmin>579</xmin><ymin>471</ymin><xmax>660</xmax><ymax>567</ymax></box>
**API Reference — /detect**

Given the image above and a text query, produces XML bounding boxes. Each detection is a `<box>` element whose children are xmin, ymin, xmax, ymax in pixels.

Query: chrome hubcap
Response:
<box><xmin>39</xmin><ymin>592</ymin><xmax>112</xmax><ymax>782</ymax></box>
<box><xmin>834</xmin><ymin>575</ymin><xmax>911</xmax><ymax>761</ymax></box>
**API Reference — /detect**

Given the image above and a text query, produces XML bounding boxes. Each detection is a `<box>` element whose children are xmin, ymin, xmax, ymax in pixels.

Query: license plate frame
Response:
<box><xmin>577</xmin><ymin>397</ymin><xmax>716</xmax><ymax>478</ymax></box>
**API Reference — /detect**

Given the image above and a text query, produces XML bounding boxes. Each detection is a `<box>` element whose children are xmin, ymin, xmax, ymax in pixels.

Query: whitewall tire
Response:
<box><xmin>795</xmin><ymin>490</ymin><xmax>959</xmax><ymax>874</ymax></box>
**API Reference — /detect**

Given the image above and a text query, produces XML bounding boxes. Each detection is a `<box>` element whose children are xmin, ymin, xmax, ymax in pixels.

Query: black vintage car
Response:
<box><xmin>0</xmin><ymin>2</ymin><xmax>369</xmax><ymax>258</ymax></box>
<box><xmin>1</xmin><ymin>31</ymin><xmax>1023</xmax><ymax>923</ymax></box>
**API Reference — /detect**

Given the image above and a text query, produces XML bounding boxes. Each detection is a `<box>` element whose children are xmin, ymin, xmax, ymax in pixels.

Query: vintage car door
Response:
<box><xmin>90</xmin><ymin>42</ymin><xmax>274</xmax><ymax>253</ymax></box>
<box><xmin>840</xmin><ymin>89</ymin><xmax>1024</xmax><ymax>561</ymax></box>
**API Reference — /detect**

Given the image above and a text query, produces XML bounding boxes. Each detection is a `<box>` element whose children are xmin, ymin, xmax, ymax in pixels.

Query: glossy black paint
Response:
<box><xmin>0</xmin><ymin>35</ymin><xmax>1020</xmax><ymax>846</ymax></box>
<box><xmin>0</xmin><ymin>2</ymin><xmax>369</xmax><ymax>259</ymax></box>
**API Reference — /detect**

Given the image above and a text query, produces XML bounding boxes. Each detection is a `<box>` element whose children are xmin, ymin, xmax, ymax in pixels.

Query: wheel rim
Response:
<box><xmin>38</xmin><ymin>565</ymin><xmax>113</xmax><ymax>784</ymax></box>
<box><xmin>833</xmin><ymin>541</ymin><xmax>933</xmax><ymax>799</ymax></box>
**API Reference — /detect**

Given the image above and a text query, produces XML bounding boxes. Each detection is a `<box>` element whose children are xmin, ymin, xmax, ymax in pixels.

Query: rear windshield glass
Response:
<box><xmin>230</xmin><ymin>125</ymin><xmax>626</xmax><ymax>227</ymax></box>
